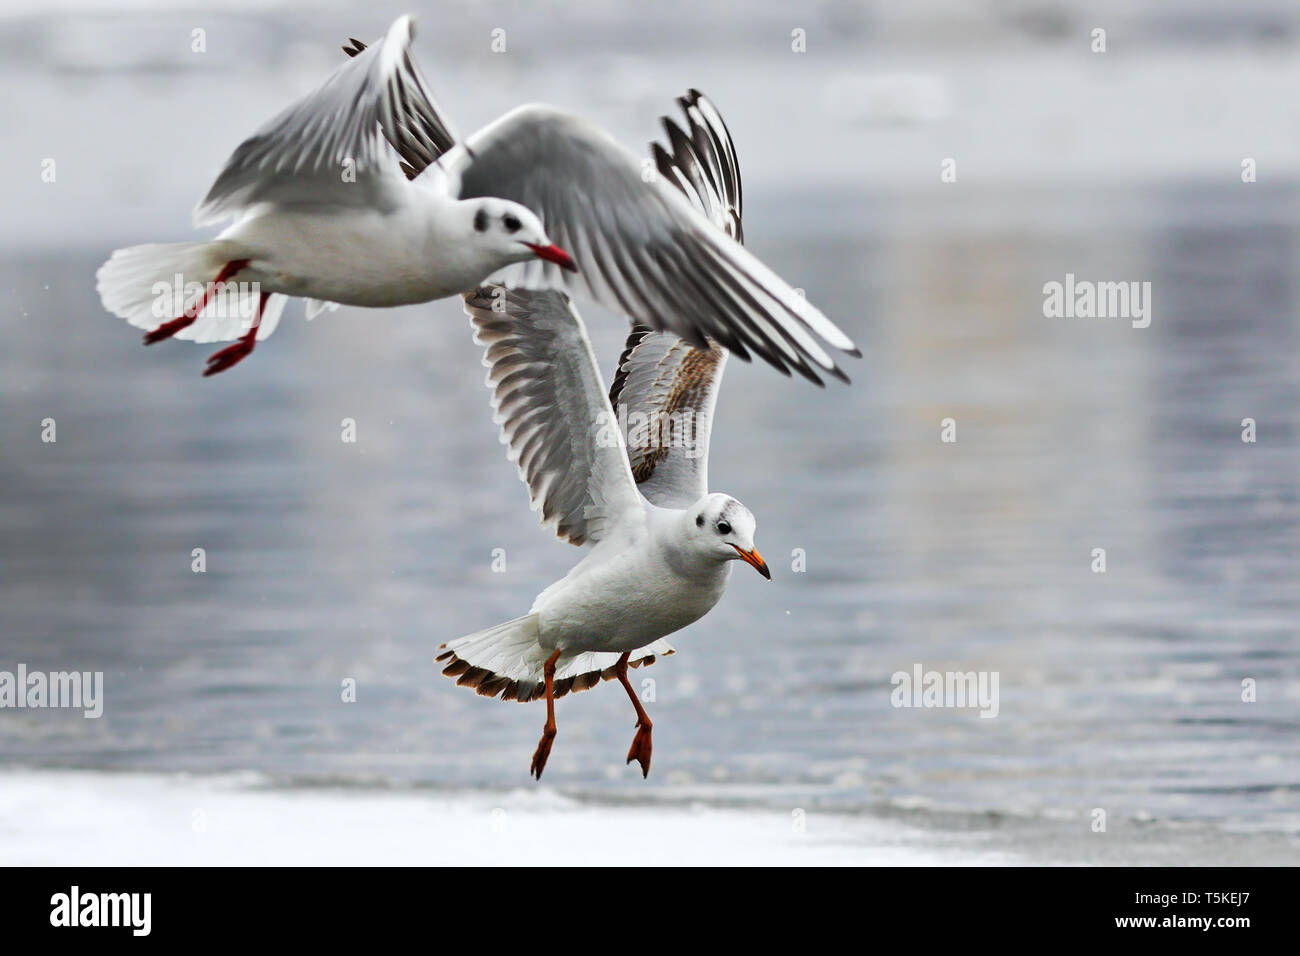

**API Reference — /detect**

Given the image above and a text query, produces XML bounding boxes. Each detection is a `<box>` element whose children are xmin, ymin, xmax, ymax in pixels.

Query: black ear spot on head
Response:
<box><xmin>474</xmin><ymin>209</ymin><xmax>489</xmax><ymax>232</ymax></box>
<box><xmin>695</xmin><ymin>514</ymin><xmax>705</xmax><ymax>527</ymax></box>
<box><xmin>503</xmin><ymin>214</ymin><xmax>521</xmax><ymax>233</ymax></box>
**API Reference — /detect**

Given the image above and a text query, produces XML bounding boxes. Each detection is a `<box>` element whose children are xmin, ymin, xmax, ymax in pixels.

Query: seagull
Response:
<box><xmin>438</xmin><ymin>90</ymin><xmax>770</xmax><ymax>781</ymax></box>
<box><xmin>95</xmin><ymin>15</ymin><xmax>859</xmax><ymax>382</ymax></box>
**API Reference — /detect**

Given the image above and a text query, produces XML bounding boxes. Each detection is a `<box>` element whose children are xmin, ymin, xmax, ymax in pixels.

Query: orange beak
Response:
<box><xmin>731</xmin><ymin>544</ymin><xmax>771</xmax><ymax>580</ymax></box>
<box><xmin>524</xmin><ymin>242</ymin><xmax>578</xmax><ymax>272</ymax></box>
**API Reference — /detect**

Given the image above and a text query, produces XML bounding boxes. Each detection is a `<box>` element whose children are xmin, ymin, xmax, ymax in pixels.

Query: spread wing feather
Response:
<box><xmin>447</xmin><ymin>102</ymin><xmax>858</xmax><ymax>385</ymax></box>
<box><xmin>463</xmin><ymin>285</ymin><xmax>643</xmax><ymax>546</ymax></box>
<box><xmin>607</xmin><ymin>91</ymin><xmax>742</xmax><ymax>507</ymax></box>
<box><xmin>196</xmin><ymin>16</ymin><xmax>455</xmax><ymax>224</ymax></box>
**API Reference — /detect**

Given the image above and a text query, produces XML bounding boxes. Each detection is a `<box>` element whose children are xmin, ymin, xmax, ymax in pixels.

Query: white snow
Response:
<box><xmin>0</xmin><ymin>769</ymin><xmax>1014</xmax><ymax>866</ymax></box>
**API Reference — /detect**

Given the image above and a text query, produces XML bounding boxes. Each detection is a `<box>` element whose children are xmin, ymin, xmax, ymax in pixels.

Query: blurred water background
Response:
<box><xmin>2</xmin><ymin>0</ymin><xmax>1299</xmax><ymax>863</ymax></box>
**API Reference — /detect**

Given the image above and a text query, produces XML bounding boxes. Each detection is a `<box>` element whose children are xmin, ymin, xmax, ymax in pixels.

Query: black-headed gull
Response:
<box><xmin>438</xmin><ymin>91</ymin><xmax>770</xmax><ymax>780</ymax></box>
<box><xmin>96</xmin><ymin>15</ymin><xmax>859</xmax><ymax>382</ymax></box>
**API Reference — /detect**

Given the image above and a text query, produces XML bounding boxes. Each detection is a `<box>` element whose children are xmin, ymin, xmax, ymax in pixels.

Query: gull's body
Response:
<box><xmin>439</xmin><ymin>92</ymin><xmax>770</xmax><ymax>779</ymax></box>
<box><xmin>441</xmin><ymin>286</ymin><xmax>761</xmax><ymax>699</ymax></box>
<box><xmin>533</xmin><ymin>505</ymin><xmax>734</xmax><ymax>655</ymax></box>
<box><xmin>217</xmin><ymin>192</ymin><xmax>488</xmax><ymax>307</ymax></box>
<box><xmin>95</xmin><ymin>15</ymin><xmax>858</xmax><ymax>381</ymax></box>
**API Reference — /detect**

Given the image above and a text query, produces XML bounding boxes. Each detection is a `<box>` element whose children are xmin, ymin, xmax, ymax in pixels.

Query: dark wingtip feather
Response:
<box><xmin>792</xmin><ymin>361</ymin><xmax>823</xmax><ymax>386</ymax></box>
<box><xmin>651</xmin><ymin>141</ymin><xmax>675</xmax><ymax>180</ymax></box>
<box><xmin>654</xmin><ymin>96</ymin><xmax>741</xmax><ymax>237</ymax></box>
<box><xmin>441</xmin><ymin>658</ymin><xmax>471</xmax><ymax>678</ymax></box>
<box><xmin>434</xmin><ymin>648</ymin><xmax>668</xmax><ymax>704</ymax></box>
<box><xmin>609</xmin><ymin>325</ymin><xmax>655</xmax><ymax>408</ymax></box>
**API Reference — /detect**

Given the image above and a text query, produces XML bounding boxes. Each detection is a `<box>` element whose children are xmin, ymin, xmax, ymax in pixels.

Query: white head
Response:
<box><xmin>465</xmin><ymin>198</ymin><xmax>577</xmax><ymax>272</ymax></box>
<box><xmin>684</xmin><ymin>492</ymin><xmax>770</xmax><ymax>580</ymax></box>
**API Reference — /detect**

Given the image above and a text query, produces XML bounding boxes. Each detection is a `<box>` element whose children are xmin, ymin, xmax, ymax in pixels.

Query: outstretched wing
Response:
<box><xmin>606</xmin><ymin>91</ymin><xmax>741</xmax><ymax>507</ymax></box>
<box><xmin>445</xmin><ymin>103</ymin><xmax>859</xmax><ymax>385</ymax></box>
<box><xmin>651</xmin><ymin>89</ymin><xmax>743</xmax><ymax>242</ymax></box>
<box><xmin>340</xmin><ymin>33</ymin><xmax>457</xmax><ymax>180</ymax></box>
<box><xmin>463</xmin><ymin>285</ymin><xmax>643</xmax><ymax>547</ymax></box>
<box><xmin>609</xmin><ymin>331</ymin><xmax>726</xmax><ymax>508</ymax></box>
<box><xmin>196</xmin><ymin>15</ymin><xmax>455</xmax><ymax>224</ymax></box>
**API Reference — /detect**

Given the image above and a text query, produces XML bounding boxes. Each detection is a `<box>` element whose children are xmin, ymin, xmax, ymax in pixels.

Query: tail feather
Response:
<box><xmin>96</xmin><ymin>240</ymin><xmax>282</xmax><ymax>344</ymax></box>
<box><xmin>436</xmin><ymin>614</ymin><xmax>674</xmax><ymax>703</ymax></box>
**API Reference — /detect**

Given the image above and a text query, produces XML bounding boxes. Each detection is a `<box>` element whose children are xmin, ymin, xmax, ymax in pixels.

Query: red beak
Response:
<box><xmin>524</xmin><ymin>242</ymin><xmax>578</xmax><ymax>272</ymax></box>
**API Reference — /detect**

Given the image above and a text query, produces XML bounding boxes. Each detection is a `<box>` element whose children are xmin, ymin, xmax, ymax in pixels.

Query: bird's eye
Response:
<box><xmin>716</xmin><ymin>520</ymin><xmax>731</xmax><ymax>535</ymax></box>
<box><xmin>502</xmin><ymin>214</ymin><xmax>521</xmax><ymax>233</ymax></box>
<box><xmin>474</xmin><ymin>209</ymin><xmax>489</xmax><ymax>233</ymax></box>
<box><xmin>696</xmin><ymin>515</ymin><xmax>705</xmax><ymax>527</ymax></box>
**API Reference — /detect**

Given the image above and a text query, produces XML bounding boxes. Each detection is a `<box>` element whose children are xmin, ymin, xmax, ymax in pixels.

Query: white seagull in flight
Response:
<box><xmin>95</xmin><ymin>15</ymin><xmax>858</xmax><ymax>382</ymax></box>
<box><xmin>438</xmin><ymin>90</ymin><xmax>770</xmax><ymax>780</ymax></box>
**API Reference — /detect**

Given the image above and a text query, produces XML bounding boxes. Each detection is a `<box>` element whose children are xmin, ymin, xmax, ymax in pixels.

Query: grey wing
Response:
<box><xmin>195</xmin><ymin>16</ymin><xmax>455</xmax><ymax>224</ymax></box>
<box><xmin>463</xmin><ymin>285</ymin><xmax>644</xmax><ymax>547</ymax></box>
<box><xmin>340</xmin><ymin>33</ymin><xmax>457</xmax><ymax>180</ymax></box>
<box><xmin>447</xmin><ymin>104</ymin><xmax>859</xmax><ymax>386</ymax></box>
<box><xmin>605</xmin><ymin>91</ymin><xmax>742</xmax><ymax>508</ymax></box>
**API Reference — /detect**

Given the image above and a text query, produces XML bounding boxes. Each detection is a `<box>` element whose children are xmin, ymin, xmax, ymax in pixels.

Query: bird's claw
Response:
<box><xmin>626</xmin><ymin>721</ymin><xmax>653</xmax><ymax>779</ymax></box>
<box><xmin>202</xmin><ymin>337</ymin><xmax>255</xmax><ymax>377</ymax></box>
<box><xmin>530</xmin><ymin>728</ymin><xmax>556</xmax><ymax>780</ymax></box>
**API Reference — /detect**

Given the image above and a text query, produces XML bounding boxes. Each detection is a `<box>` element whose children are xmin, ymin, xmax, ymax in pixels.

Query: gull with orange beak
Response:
<box><xmin>437</xmin><ymin>91</ymin><xmax>772</xmax><ymax>780</ymax></box>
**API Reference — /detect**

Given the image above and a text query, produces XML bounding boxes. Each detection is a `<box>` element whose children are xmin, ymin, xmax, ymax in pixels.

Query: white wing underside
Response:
<box><xmin>463</xmin><ymin>285</ymin><xmax>644</xmax><ymax>547</ymax></box>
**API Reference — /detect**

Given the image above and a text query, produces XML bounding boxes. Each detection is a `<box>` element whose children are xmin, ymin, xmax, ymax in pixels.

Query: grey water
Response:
<box><xmin>1</xmin><ymin>0</ymin><xmax>1299</xmax><ymax>864</ymax></box>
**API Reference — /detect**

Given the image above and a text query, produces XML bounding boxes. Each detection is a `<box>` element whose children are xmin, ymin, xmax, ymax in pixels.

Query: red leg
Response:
<box><xmin>144</xmin><ymin>258</ymin><xmax>250</xmax><ymax>345</ymax></box>
<box><xmin>202</xmin><ymin>291</ymin><xmax>270</xmax><ymax>377</ymax></box>
<box><xmin>530</xmin><ymin>649</ymin><xmax>562</xmax><ymax>780</ymax></box>
<box><xmin>616</xmin><ymin>652</ymin><xmax>653</xmax><ymax>778</ymax></box>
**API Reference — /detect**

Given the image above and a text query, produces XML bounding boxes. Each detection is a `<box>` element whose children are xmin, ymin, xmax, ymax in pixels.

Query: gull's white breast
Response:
<box><xmin>221</xmin><ymin>189</ymin><xmax>486</xmax><ymax>307</ymax></box>
<box><xmin>531</xmin><ymin>527</ymin><xmax>732</xmax><ymax>655</ymax></box>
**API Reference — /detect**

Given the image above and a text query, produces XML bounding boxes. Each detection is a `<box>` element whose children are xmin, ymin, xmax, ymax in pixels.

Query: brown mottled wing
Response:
<box><xmin>605</xmin><ymin>91</ymin><xmax>741</xmax><ymax>507</ymax></box>
<box><xmin>608</xmin><ymin>334</ymin><xmax>726</xmax><ymax>508</ymax></box>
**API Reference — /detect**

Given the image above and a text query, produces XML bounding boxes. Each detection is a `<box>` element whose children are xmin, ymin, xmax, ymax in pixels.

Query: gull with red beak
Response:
<box><xmin>437</xmin><ymin>89</ymin><xmax>772</xmax><ymax>781</ymax></box>
<box><xmin>96</xmin><ymin>15</ymin><xmax>858</xmax><ymax>380</ymax></box>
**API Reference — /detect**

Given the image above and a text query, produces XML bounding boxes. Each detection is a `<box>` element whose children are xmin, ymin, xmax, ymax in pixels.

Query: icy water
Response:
<box><xmin>3</xmin><ymin>182</ymin><xmax>1299</xmax><ymax>864</ymax></box>
<box><xmin>2</xmin><ymin>1</ymin><xmax>1300</xmax><ymax>864</ymax></box>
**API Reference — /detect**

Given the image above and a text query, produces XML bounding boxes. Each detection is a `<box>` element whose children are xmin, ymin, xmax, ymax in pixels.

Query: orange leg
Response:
<box><xmin>202</xmin><ymin>290</ymin><xmax>270</xmax><ymax>377</ymax></box>
<box><xmin>616</xmin><ymin>652</ymin><xmax>653</xmax><ymax>778</ymax></box>
<box><xmin>530</xmin><ymin>649</ymin><xmax>562</xmax><ymax>780</ymax></box>
<box><xmin>144</xmin><ymin>259</ymin><xmax>250</xmax><ymax>345</ymax></box>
